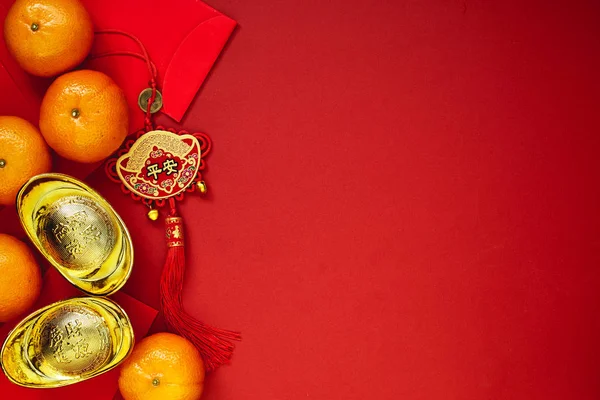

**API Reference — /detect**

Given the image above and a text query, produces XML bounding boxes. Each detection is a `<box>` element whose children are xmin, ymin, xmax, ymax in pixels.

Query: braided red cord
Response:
<box><xmin>160</xmin><ymin>200</ymin><xmax>241</xmax><ymax>370</ymax></box>
<box><xmin>90</xmin><ymin>51</ymin><xmax>157</xmax><ymax>78</ymax></box>
<box><xmin>93</xmin><ymin>30</ymin><xmax>157</xmax><ymax>130</ymax></box>
<box><xmin>94</xmin><ymin>30</ymin><xmax>155</xmax><ymax>79</ymax></box>
<box><xmin>144</xmin><ymin>78</ymin><xmax>157</xmax><ymax>131</ymax></box>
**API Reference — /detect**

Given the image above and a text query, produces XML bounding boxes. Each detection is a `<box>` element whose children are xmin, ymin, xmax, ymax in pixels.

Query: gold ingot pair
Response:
<box><xmin>1</xmin><ymin>173</ymin><xmax>135</xmax><ymax>388</ymax></box>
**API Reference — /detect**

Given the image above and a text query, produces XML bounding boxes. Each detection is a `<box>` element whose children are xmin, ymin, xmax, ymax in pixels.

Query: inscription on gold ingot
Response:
<box><xmin>39</xmin><ymin>196</ymin><xmax>116</xmax><ymax>272</ymax></box>
<box><xmin>34</xmin><ymin>305</ymin><xmax>111</xmax><ymax>377</ymax></box>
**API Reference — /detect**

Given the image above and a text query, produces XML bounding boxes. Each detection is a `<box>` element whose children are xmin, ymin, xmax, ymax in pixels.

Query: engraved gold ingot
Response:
<box><xmin>0</xmin><ymin>297</ymin><xmax>134</xmax><ymax>388</ymax></box>
<box><xmin>16</xmin><ymin>173</ymin><xmax>133</xmax><ymax>296</ymax></box>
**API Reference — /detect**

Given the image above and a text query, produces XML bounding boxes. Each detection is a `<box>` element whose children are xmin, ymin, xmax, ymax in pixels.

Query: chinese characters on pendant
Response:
<box><xmin>147</xmin><ymin>159</ymin><xmax>179</xmax><ymax>180</ymax></box>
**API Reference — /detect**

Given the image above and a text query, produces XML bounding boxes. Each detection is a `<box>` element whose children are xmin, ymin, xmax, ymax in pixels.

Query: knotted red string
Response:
<box><xmin>92</xmin><ymin>30</ymin><xmax>157</xmax><ymax>130</ymax></box>
<box><xmin>96</xmin><ymin>31</ymin><xmax>240</xmax><ymax>370</ymax></box>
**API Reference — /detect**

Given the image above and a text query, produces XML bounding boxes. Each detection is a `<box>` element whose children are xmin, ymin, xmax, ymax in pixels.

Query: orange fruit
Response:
<box><xmin>3</xmin><ymin>0</ymin><xmax>93</xmax><ymax>77</ymax></box>
<box><xmin>39</xmin><ymin>69</ymin><xmax>129</xmax><ymax>163</ymax></box>
<box><xmin>0</xmin><ymin>116</ymin><xmax>52</xmax><ymax>205</ymax></box>
<box><xmin>0</xmin><ymin>234</ymin><xmax>42</xmax><ymax>322</ymax></box>
<box><xmin>118</xmin><ymin>333</ymin><xmax>205</xmax><ymax>400</ymax></box>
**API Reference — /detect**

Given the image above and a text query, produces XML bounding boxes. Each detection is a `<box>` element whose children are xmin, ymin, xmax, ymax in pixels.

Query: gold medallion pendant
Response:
<box><xmin>16</xmin><ymin>173</ymin><xmax>133</xmax><ymax>296</ymax></box>
<box><xmin>0</xmin><ymin>297</ymin><xmax>134</xmax><ymax>388</ymax></box>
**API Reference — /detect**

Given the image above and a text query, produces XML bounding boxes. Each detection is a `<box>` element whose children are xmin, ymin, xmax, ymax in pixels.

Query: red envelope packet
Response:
<box><xmin>0</xmin><ymin>269</ymin><xmax>158</xmax><ymax>400</ymax></box>
<box><xmin>82</xmin><ymin>0</ymin><xmax>236</xmax><ymax>127</ymax></box>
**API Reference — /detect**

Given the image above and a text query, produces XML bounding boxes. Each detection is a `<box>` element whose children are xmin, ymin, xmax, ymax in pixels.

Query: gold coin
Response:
<box><xmin>137</xmin><ymin>88</ymin><xmax>163</xmax><ymax>114</ymax></box>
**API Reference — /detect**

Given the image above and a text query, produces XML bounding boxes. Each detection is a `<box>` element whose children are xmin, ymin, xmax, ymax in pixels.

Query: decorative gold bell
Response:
<box><xmin>147</xmin><ymin>208</ymin><xmax>159</xmax><ymax>221</ymax></box>
<box><xmin>196</xmin><ymin>180</ymin><xmax>207</xmax><ymax>194</ymax></box>
<box><xmin>1</xmin><ymin>297</ymin><xmax>134</xmax><ymax>388</ymax></box>
<box><xmin>16</xmin><ymin>173</ymin><xmax>133</xmax><ymax>296</ymax></box>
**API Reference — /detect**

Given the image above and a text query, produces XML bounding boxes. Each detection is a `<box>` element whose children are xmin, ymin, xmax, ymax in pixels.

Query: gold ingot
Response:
<box><xmin>17</xmin><ymin>173</ymin><xmax>133</xmax><ymax>296</ymax></box>
<box><xmin>0</xmin><ymin>297</ymin><xmax>134</xmax><ymax>388</ymax></box>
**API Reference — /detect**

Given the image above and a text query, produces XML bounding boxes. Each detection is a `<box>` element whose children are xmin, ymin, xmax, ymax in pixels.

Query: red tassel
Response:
<box><xmin>160</xmin><ymin>211</ymin><xmax>241</xmax><ymax>371</ymax></box>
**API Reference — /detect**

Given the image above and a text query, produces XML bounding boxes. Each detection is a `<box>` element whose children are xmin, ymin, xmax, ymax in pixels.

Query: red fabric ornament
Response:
<box><xmin>102</xmin><ymin>30</ymin><xmax>240</xmax><ymax>371</ymax></box>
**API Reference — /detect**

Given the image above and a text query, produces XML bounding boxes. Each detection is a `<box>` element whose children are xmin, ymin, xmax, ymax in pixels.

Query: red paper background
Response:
<box><xmin>2</xmin><ymin>0</ymin><xmax>600</xmax><ymax>399</ymax></box>
<box><xmin>174</xmin><ymin>0</ymin><xmax>600</xmax><ymax>398</ymax></box>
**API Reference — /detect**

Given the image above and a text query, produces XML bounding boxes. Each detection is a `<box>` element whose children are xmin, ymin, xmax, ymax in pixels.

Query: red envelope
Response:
<box><xmin>0</xmin><ymin>269</ymin><xmax>158</xmax><ymax>400</ymax></box>
<box><xmin>82</xmin><ymin>0</ymin><xmax>236</xmax><ymax>127</ymax></box>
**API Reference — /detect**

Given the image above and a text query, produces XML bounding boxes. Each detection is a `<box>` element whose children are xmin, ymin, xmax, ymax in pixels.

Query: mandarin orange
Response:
<box><xmin>118</xmin><ymin>333</ymin><xmax>205</xmax><ymax>400</ymax></box>
<box><xmin>0</xmin><ymin>116</ymin><xmax>52</xmax><ymax>205</ymax></box>
<box><xmin>4</xmin><ymin>0</ymin><xmax>94</xmax><ymax>77</ymax></box>
<box><xmin>0</xmin><ymin>234</ymin><xmax>42</xmax><ymax>322</ymax></box>
<box><xmin>39</xmin><ymin>69</ymin><xmax>129</xmax><ymax>163</ymax></box>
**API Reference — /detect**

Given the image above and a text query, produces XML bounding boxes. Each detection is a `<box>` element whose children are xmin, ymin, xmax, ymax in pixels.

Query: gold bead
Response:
<box><xmin>147</xmin><ymin>209</ymin><xmax>159</xmax><ymax>221</ymax></box>
<box><xmin>196</xmin><ymin>181</ymin><xmax>207</xmax><ymax>194</ymax></box>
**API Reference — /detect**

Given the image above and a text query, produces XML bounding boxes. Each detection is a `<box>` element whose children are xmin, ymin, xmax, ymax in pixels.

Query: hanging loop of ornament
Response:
<box><xmin>92</xmin><ymin>29</ymin><xmax>159</xmax><ymax>131</ymax></box>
